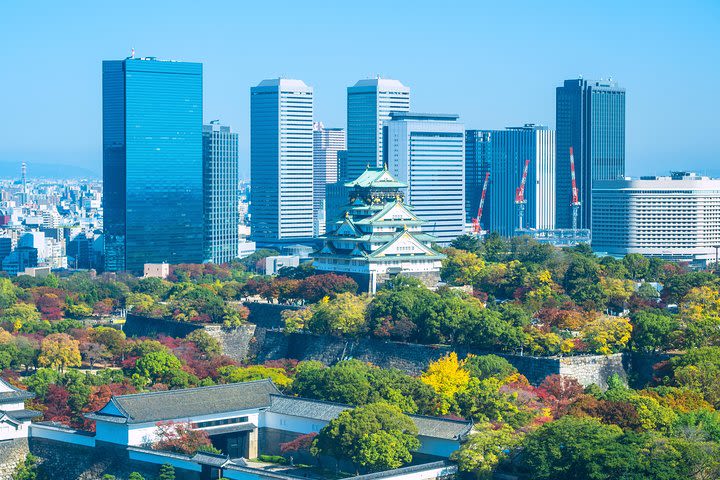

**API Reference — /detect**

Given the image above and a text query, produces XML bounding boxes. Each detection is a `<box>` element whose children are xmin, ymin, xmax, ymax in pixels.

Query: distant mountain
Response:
<box><xmin>0</xmin><ymin>162</ymin><xmax>99</xmax><ymax>180</ymax></box>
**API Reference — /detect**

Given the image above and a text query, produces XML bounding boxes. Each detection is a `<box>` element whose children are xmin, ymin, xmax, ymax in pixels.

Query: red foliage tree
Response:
<box><xmin>537</xmin><ymin>374</ymin><xmax>585</xmax><ymax>417</ymax></box>
<box><xmin>36</xmin><ymin>293</ymin><xmax>65</xmax><ymax>320</ymax></box>
<box><xmin>152</xmin><ymin>421</ymin><xmax>217</xmax><ymax>455</ymax></box>
<box><xmin>280</xmin><ymin>432</ymin><xmax>317</xmax><ymax>453</ymax></box>
<box><xmin>296</xmin><ymin>274</ymin><xmax>358</xmax><ymax>303</ymax></box>
<box><xmin>44</xmin><ymin>384</ymin><xmax>72</xmax><ymax>424</ymax></box>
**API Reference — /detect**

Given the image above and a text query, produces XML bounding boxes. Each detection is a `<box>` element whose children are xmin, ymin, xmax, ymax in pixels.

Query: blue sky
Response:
<box><xmin>1</xmin><ymin>0</ymin><xmax>718</xmax><ymax>178</ymax></box>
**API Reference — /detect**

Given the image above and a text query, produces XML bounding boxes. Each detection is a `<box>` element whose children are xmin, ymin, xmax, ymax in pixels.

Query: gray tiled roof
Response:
<box><xmin>0</xmin><ymin>378</ymin><xmax>34</xmax><ymax>404</ymax></box>
<box><xmin>93</xmin><ymin>379</ymin><xmax>280</xmax><ymax>424</ymax></box>
<box><xmin>1</xmin><ymin>409</ymin><xmax>42</xmax><ymax>421</ymax></box>
<box><xmin>268</xmin><ymin>395</ymin><xmax>472</xmax><ymax>440</ymax></box>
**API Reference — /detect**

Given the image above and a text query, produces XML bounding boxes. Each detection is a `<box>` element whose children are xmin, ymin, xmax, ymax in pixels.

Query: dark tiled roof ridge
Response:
<box><xmin>271</xmin><ymin>394</ymin><xmax>472</xmax><ymax>425</ymax></box>
<box><xmin>114</xmin><ymin>378</ymin><xmax>278</xmax><ymax>401</ymax></box>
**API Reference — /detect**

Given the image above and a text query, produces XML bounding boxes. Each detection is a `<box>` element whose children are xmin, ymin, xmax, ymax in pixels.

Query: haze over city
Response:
<box><xmin>1</xmin><ymin>0</ymin><xmax>719</xmax><ymax>178</ymax></box>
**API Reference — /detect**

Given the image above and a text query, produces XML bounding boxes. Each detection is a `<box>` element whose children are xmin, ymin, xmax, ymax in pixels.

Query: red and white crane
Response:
<box><xmin>569</xmin><ymin>147</ymin><xmax>581</xmax><ymax>231</ymax></box>
<box><xmin>515</xmin><ymin>159</ymin><xmax>530</xmax><ymax>231</ymax></box>
<box><xmin>472</xmin><ymin>172</ymin><xmax>490</xmax><ymax>234</ymax></box>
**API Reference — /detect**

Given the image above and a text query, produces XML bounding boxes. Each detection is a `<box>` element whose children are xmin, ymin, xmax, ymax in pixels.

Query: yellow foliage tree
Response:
<box><xmin>38</xmin><ymin>333</ymin><xmax>81</xmax><ymax>372</ymax></box>
<box><xmin>581</xmin><ymin>316</ymin><xmax>633</xmax><ymax>355</ymax></box>
<box><xmin>421</xmin><ymin>352</ymin><xmax>470</xmax><ymax>414</ymax></box>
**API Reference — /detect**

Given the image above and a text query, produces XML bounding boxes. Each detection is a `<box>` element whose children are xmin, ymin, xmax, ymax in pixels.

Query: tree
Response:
<box><xmin>159</xmin><ymin>464</ymin><xmax>176</xmax><ymax>480</ymax></box>
<box><xmin>152</xmin><ymin>421</ymin><xmax>220</xmax><ymax>455</ymax></box>
<box><xmin>464</xmin><ymin>354</ymin><xmax>517</xmax><ymax>381</ymax></box>
<box><xmin>0</xmin><ymin>277</ymin><xmax>18</xmax><ymax>309</ymax></box>
<box><xmin>581</xmin><ymin>317</ymin><xmax>632</xmax><ymax>355</ymax></box>
<box><xmin>630</xmin><ymin>310</ymin><xmax>678</xmax><ymax>353</ymax></box>
<box><xmin>38</xmin><ymin>333</ymin><xmax>81</xmax><ymax>371</ymax></box>
<box><xmin>307</xmin><ymin>293</ymin><xmax>369</xmax><ymax>337</ymax></box>
<box><xmin>296</xmin><ymin>273</ymin><xmax>358</xmax><ymax>303</ymax></box>
<box><xmin>128</xmin><ymin>474</ymin><xmax>145</xmax><ymax>480</ymax></box>
<box><xmin>133</xmin><ymin>350</ymin><xmax>185</xmax><ymax>386</ymax></box>
<box><xmin>623</xmin><ymin>253</ymin><xmax>650</xmax><ymax>281</ymax></box>
<box><xmin>35</xmin><ymin>293</ymin><xmax>64</xmax><ymax>320</ymax></box>
<box><xmin>12</xmin><ymin>453</ymin><xmax>40</xmax><ymax>480</ymax></box>
<box><xmin>451</xmin><ymin>423</ymin><xmax>519</xmax><ymax>479</ymax></box>
<box><xmin>282</xmin><ymin>307</ymin><xmax>314</xmax><ymax>333</ymax></box>
<box><xmin>217</xmin><ymin>365</ymin><xmax>292</xmax><ymax>388</ymax></box>
<box><xmin>450</xmin><ymin>234</ymin><xmax>484</xmax><ymax>254</ymax></box>
<box><xmin>311</xmin><ymin>403</ymin><xmax>420</xmax><ymax>473</ymax></box>
<box><xmin>1</xmin><ymin>302</ymin><xmax>41</xmax><ymax>331</ymax></box>
<box><xmin>280</xmin><ymin>432</ymin><xmax>317</xmax><ymax>454</ymax></box>
<box><xmin>185</xmin><ymin>330</ymin><xmax>221</xmax><ymax>357</ymax></box>
<box><xmin>421</xmin><ymin>352</ymin><xmax>470</xmax><ymax>414</ymax></box>
<box><xmin>518</xmin><ymin>416</ymin><xmax>630</xmax><ymax>480</ymax></box>
<box><xmin>441</xmin><ymin>249</ymin><xmax>485</xmax><ymax>286</ymax></box>
<box><xmin>89</xmin><ymin>326</ymin><xmax>126</xmax><ymax>358</ymax></box>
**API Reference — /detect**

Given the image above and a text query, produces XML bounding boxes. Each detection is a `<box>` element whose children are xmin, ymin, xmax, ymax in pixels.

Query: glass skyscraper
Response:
<box><xmin>346</xmin><ymin>78</ymin><xmax>410</xmax><ymax>181</ymax></box>
<box><xmin>466</xmin><ymin>125</ymin><xmax>556</xmax><ymax>237</ymax></box>
<box><xmin>103</xmin><ymin>56</ymin><xmax>203</xmax><ymax>273</ymax></box>
<box><xmin>203</xmin><ymin>121</ymin><xmax>239</xmax><ymax>264</ymax></box>
<box><xmin>385</xmin><ymin>113</ymin><xmax>466</xmax><ymax>245</ymax></box>
<box><xmin>250</xmin><ymin>79</ymin><xmax>314</xmax><ymax>245</ymax></box>
<box><xmin>556</xmin><ymin>79</ymin><xmax>625</xmax><ymax>230</ymax></box>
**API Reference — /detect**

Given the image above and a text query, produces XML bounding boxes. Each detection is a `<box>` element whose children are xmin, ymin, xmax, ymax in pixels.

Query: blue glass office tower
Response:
<box><xmin>466</xmin><ymin>126</ymin><xmax>556</xmax><ymax>237</ymax></box>
<box><xmin>103</xmin><ymin>57</ymin><xmax>203</xmax><ymax>273</ymax></box>
<box><xmin>556</xmin><ymin>79</ymin><xmax>625</xmax><ymax>230</ymax></box>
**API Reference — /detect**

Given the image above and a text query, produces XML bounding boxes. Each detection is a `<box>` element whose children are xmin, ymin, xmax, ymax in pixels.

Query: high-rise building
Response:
<box><xmin>102</xmin><ymin>56</ymin><xmax>203</xmax><ymax>272</ymax></box>
<box><xmin>592</xmin><ymin>172</ymin><xmax>720</xmax><ymax>266</ymax></box>
<box><xmin>556</xmin><ymin>78</ymin><xmax>625</xmax><ymax>229</ymax></box>
<box><xmin>346</xmin><ymin>78</ymin><xmax>410</xmax><ymax>181</ymax></box>
<box><xmin>203</xmin><ymin>121</ymin><xmax>239</xmax><ymax>264</ymax></box>
<box><xmin>385</xmin><ymin>113</ymin><xmax>466</xmax><ymax>245</ymax></box>
<box><xmin>312</xmin><ymin>123</ymin><xmax>346</xmax><ymax>237</ymax></box>
<box><xmin>466</xmin><ymin>125</ymin><xmax>555</xmax><ymax>237</ymax></box>
<box><xmin>250</xmin><ymin>78</ymin><xmax>314</xmax><ymax>245</ymax></box>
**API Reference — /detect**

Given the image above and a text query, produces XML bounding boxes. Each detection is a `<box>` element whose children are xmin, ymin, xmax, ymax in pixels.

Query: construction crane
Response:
<box><xmin>569</xmin><ymin>147</ymin><xmax>581</xmax><ymax>231</ymax></box>
<box><xmin>472</xmin><ymin>172</ymin><xmax>490</xmax><ymax>234</ymax></box>
<box><xmin>515</xmin><ymin>159</ymin><xmax>530</xmax><ymax>231</ymax></box>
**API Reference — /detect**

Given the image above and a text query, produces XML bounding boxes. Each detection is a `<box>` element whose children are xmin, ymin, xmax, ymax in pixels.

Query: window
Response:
<box><xmin>192</xmin><ymin>416</ymin><xmax>249</xmax><ymax>429</ymax></box>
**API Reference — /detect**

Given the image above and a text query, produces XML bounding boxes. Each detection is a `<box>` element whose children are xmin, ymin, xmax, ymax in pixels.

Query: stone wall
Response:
<box><xmin>245</xmin><ymin>302</ymin><xmax>298</xmax><ymax>329</ymax></box>
<box><xmin>253</xmin><ymin>330</ymin><xmax>627</xmax><ymax>387</ymax></box>
<box><xmin>27</xmin><ymin>438</ymin><xmax>198</xmax><ymax>480</ymax></box>
<box><xmin>122</xmin><ymin>314</ymin><xmax>202</xmax><ymax>338</ymax></box>
<box><xmin>0</xmin><ymin>437</ymin><xmax>29</xmax><ymax>480</ymax></box>
<box><xmin>203</xmin><ymin>323</ymin><xmax>257</xmax><ymax>362</ymax></box>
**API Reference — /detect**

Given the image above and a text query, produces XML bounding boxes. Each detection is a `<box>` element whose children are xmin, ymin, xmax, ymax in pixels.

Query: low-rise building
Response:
<box><xmin>0</xmin><ymin>378</ymin><xmax>41</xmax><ymax>441</ymax></box>
<box><xmin>592</xmin><ymin>172</ymin><xmax>720</xmax><ymax>266</ymax></box>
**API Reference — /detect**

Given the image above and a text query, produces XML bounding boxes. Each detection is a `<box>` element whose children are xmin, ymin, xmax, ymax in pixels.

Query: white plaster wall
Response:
<box><xmin>30</xmin><ymin>424</ymin><xmax>96</xmax><ymax>447</ymax></box>
<box><xmin>261</xmin><ymin>412</ymin><xmax>328</xmax><ymax>434</ymax></box>
<box><xmin>0</xmin><ymin>420</ymin><xmax>29</xmax><ymax>441</ymax></box>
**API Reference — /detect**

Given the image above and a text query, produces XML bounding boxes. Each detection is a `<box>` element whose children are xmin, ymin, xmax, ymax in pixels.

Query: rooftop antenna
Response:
<box><xmin>131</xmin><ymin>47</ymin><xmax>135</xmax><ymax>59</ymax></box>
<box><xmin>21</xmin><ymin>162</ymin><xmax>27</xmax><ymax>206</ymax></box>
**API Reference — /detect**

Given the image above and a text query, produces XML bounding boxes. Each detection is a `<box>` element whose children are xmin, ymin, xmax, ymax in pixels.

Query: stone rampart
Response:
<box><xmin>0</xmin><ymin>438</ymin><xmax>29</xmax><ymax>480</ymax></box>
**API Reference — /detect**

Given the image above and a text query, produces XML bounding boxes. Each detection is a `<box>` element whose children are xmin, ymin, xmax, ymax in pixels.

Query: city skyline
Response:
<box><xmin>1</xmin><ymin>1</ymin><xmax>719</xmax><ymax>179</ymax></box>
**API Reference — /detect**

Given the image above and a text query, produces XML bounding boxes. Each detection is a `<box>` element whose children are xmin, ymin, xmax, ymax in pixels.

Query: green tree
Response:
<box><xmin>0</xmin><ymin>277</ymin><xmax>18</xmax><ymax>309</ymax></box>
<box><xmin>133</xmin><ymin>350</ymin><xmax>186</xmax><ymax>386</ymax></box>
<box><xmin>481</xmin><ymin>232</ymin><xmax>508</xmax><ymax>262</ymax></box>
<box><xmin>623</xmin><ymin>253</ymin><xmax>650</xmax><ymax>280</ymax></box>
<box><xmin>185</xmin><ymin>329</ymin><xmax>222</xmax><ymax>357</ymax></box>
<box><xmin>464</xmin><ymin>354</ymin><xmax>517</xmax><ymax>380</ymax></box>
<box><xmin>311</xmin><ymin>403</ymin><xmax>420</xmax><ymax>473</ymax></box>
<box><xmin>630</xmin><ymin>310</ymin><xmax>678</xmax><ymax>352</ymax></box>
<box><xmin>159</xmin><ymin>464</ymin><xmax>175</xmax><ymax>480</ymax></box>
<box><xmin>12</xmin><ymin>453</ymin><xmax>40</xmax><ymax>480</ymax></box>
<box><xmin>307</xmin><ymin>293</ymin><xmax>369</xmax><ymax>337</ymax></box>
<box><xmin>128</xmin><ymin>473</ymin><xmax>145</xmax><ymax>480</ymax></box>
<box><xmin>217</xmin><ymin>365</ymin><xmax>292</xmax><ymax>388</ymax></box>
<box><xmin>451</xmin><ymin>424</ymin><xmax>520</xmax><ymax>479</ymax></box>
<box><xmin>449</xmin><ymin>234</ymin><xmax>484</xmax><ymax>254</ymax></box>
<box><xmin>519</xmin><ymin>416</ymin><xmax>631</xmax><ymax>480</ymax></box>
<box><xmin>1</xmin><ymin>302</ymin><xmax>42</xmax><ymax>331</ymax></box>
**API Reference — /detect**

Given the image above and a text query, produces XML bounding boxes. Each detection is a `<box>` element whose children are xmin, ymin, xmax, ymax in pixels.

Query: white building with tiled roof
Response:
<box><xmin>0</xmin><ymin>377</ymin><xmax>41</xmax><ymax>441</ymax></box>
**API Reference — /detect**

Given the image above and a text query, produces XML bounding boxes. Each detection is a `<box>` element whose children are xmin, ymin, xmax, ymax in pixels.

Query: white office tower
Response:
<box><xmin>203</xmin><ymin>121</ymin><xmax>240</xmax><ymax>264</ymax></box>
<box><xmin>385</xmin><ymin>113</ymin><xmax>466</xmax><ymax>245</ymax></box>
<box><xmin>346</xmin><ymin>78</ymin><xmax>410</xmax><ymax>181</ymax></box>
<box><xmin>250</xmin><ymin>79</ymin><xmax>314</xmax><ymax>245</ymax></box>
<box><xmin>592</xmin><ymin>172</ymin><xmax>720</xmax><ymax>266</ymax></box>
<box><xmin>313</xmin><ymin>123</ymin><xmax>346</xmax><ymax>236</ymax></box>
